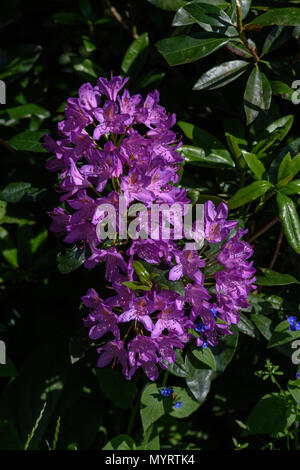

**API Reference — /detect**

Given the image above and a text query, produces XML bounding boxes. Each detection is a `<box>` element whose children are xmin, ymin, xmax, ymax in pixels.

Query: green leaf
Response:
<box><xmin>225</xmin><ymin>40</ymin><xmax>252</xmax><ymax>59</ymax></box>
<box><xmin>122</xmin><ymin>281</ymin><xmax>152</xmax><ymax>291</ymax></box>
<box><xmin>169</xmin><ymin>386</ymin><xmax>200</xmax><ymax>418</ymax></box>
<box><xmin>250</xmin><ymin>8</ymin><xmax>300</xmax><ymax>27</ymax></box>
<box><xmin>57</xmin><ymin>245</ymin><xmax>89</xmax><ymax>275</ymax></box>
<box><xmin>1</xmin><ymin>182</ymin><xmax>32</xmax><ymax>203</ymax></box>
<box><xmin>212</xmin><ymin>326</ymin><xmax>239</xmax><ymax>375</ymax></box>
<box><xmin>139</xmin><ymin>423</ymin><xmax>160</xmax><ymax>450</ymax></box>
<box><xmin>0</xmin><ymin>421</ymin><xmax>22</xmax><ymax>450</ymax></box>
<box><xmin>246</xmin><ymin>393</ymin><xmax>295</xmax><ymax>435</ymax></box>
<box><xmin>256</xmin><ymin>268</ymin><xmax>300</xmax><ymax>286</ymax></box>
<box><xmin>51</xmin><ymin>12</ymin><xmax>86</xmax><ymax>25</ymax></box>
<box><xmin>277</xmin><ymin>152</ymin><xmax>293</xmax><ymax>183</ymax></box>
<box><xmin>30</xmin><ymin>227</ymin><xmax>48</xmax><ymax>254</ymax></box>
<box><xmin>140</xmin><ymin>383</ymin><xmax>172</xmax><ymax>431</ymax></box>
<box><xmin>262</xmin><ymin>26</ymin><xmax>285</xmax><ymax>56</ymax></box>
<box><xmin>271</xmin><ymin>80</ymin><xmax>294</xmax><ymax>101</ymax></box>
<box><xmin>277</xmin><ymin>192</ymin><xmax>300</xmax><ymax>254</ymax></box>
<box><xmin>7</xmin><ymin>103</ymin><xmax>50</xmax><ymax>120</ymax></box>
<box><xmin>133</xmin><ymin>260</ymin><xmax>151</xmax><ymax>283</ymax></box>
<box><xmin>244</xmin><ymin>67</ymin><xmax>272</xmax><ymax>124</ymax></box>
<box><xmin>237</xmin><ymin>313</ymin><xmax>259</xmax><ymax>339</ymax></box>
<box><xmin>191</xmin><ymin>346</ymin><xmax>216</xmax><ymax>369</ymax></box>
<box><xmin>280</xmin><ymin>179</ymin><xmax>300</xmax><ymax>196</ymax></box>
<box><xmin>183</xmin><ymin>3</ymin><xmax>233</xmax><ymax>29</ymax></box>
<box><xmin>288</xmin><ymin>380</ymin><xmax>300</xmax><ymax>406</ymax></box>
<box><xmin>250</xmin><ymin>314</ymin><xmax>272</xmax><ymax>341</ymax></box>
<box><xmin>96</xmin><ymin>368</ymin><xmax>138</xmax><ymax>410</ymax></box>
<box><xmin>178</xmin><ymin>121</ymin><xmax>232</xmax><ymax>161</ymax></box>
<box><xmin>227</xmin><ymin>180</ymin><xmax>273</xmax><ymax>209</ymax></box>
<box><xmin>252</xmin><ymin>115</ymin><xmax>294</xmax><ymax>158</ymax></box>
<box><xmin>8</xmin><ymin>130</ymin><xmax>47</xmax><ymax>152</ymax></box>
<box><xmin>166</xmin><ymin>350</ymin><xmax>188</xmax><ymax>377</ymax></box>
<box><xmin>121</xmin><ymin>32</ymin><xmax>149</xmax><ymax>75</ymax></box>
<box><xmin>225</xmin><ymin>132</ymin><xmax>245</xmax><ymax>169</ymax></box>
<box><xmin>0</xmin><ymin>226</ymin><xmax>18</xmax><ymax>267</ymax></box>
<box><xmin>147</xmin><ymin>0</ymin><xmax>187</xmax><ymax>10</ymax></box>
<box><xmin>230</xmin><ymin>0</ymin><xmax>252</xmax><ymax>21</ymax></box>
<box><xmin>242</xmin><ymin>151</ymin><xmax>266</xmax><ymax>180</ymax></box>
<box><xmin>193</xmin><ymin>60</ymin><xmax>249</xmax><ymax>91</ymax></box>
<box><xmin>156</xmin><ymin>34</ymin><xmax>229</xmax><ymax>66</ymax></box>
<box><xmin>179</xmin><ymin>145</ymin><xmax>234</xmax><ymax>168</ymax></box>
<box><xmin>268</xmin><ymin>320</ymin><xmax>300</xmax><ymax>349</ymax></box>
<box><xmin>140</xmin><ymin>261</ymin><xmax>186</xmax><ymax>297</ymax></box>
<box><xmin>0</xmin><ymin>44</ymin><xmax>42</xmax><ymax>79</ymax></box>
<box><xmin>71</xmin><ymin>57</ymin><xmax>106</xmax><ymax>79</ymax></box>
<box><xmin>185</xmin><ymin>354</ymin><xmax>213</xmax><ymax>403</ymax></box>
<box><xmin>103</xmin><ymin>434</ymin><xmax>136</xmax><ymax>450</ymax></box>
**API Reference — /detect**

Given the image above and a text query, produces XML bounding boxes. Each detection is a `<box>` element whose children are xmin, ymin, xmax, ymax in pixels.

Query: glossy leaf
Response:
<box><xmin>256</xmin><ymin>268</ymin><xmax>300</xmax><ymax>286</ymax></box>
<box><xmin>242</xmin><ymin>152</ymin><xmax>266</xmax><ymax>180</ymax></box>
<box><xmin>183</xmin><ymin>3</ymin><xmax>233</xmax><ymax>29</ymax></box>
<box><xmin>193</xmin><ymin>60</ymin><xmax>249</xmax><ymax>91</ymax></box>
<box><xmin>179</xmin><ymin>145</ymin><xmax>234</xmax><ymax>168</ymax></box>
<box><xmin>250</xmin><ymin>8</ymin><xmax>300</xmax><ymax>27</ymax></box>
<box><xmin>237</xmin><ymin>313</ymin><xmax>259</xmax><ymax>339</ymax></box>
<box><xmin>230</xmin><ymin>0</ymin><xmax>252</xmax><ymax>21</ymax></box>
<box><xmin>271</xmin><ymin>80</ymin><xmax>294</xmax><ymax>101</ymax></box>
<box><xmin>57</xmin><ymin>245</ymin><xmax>90</xmax><ymax>275</ymax></box>
<box><xmin>262</xmin><ymin>26</ymin><xmax>285</xmax><ymax>56</ymax></box>
<box><xmin>1</xmin><ymin>182</ymin><xmax>32</xmax><ymax>203</ymax></box>
<box><xmin>250</xmin><ymin>314</ymin><xmax>272</xmax><ymax>341</ymax></box>
<box><xmin>8</xmin><ymin>130</ymin><xmax>47</xmax><ymax>152</ymax></box>
<box><xmin>268</xmin><ymin>320</ymin><xmax>300</xmax><ymax>349</ymax></box>
<box><xmin>121</xmin><ymin>32</ymin><xmax>149</xmax><ymax>75</ymax></box>
<box><xmin>277</xmin><ymin>192</ymin><xmax>300</xmax><ymax>254</ymax></box>
<box><xmin>156</xmin><ymin>34</ymin><xmax>229</xmax><ymax>66</ymax></box>
<box><xmin>244</xmin><ymin>67</ymin><xmax>272</xmax><ymax>124</ymax></box>
<box><xmin>185</xmin><ymin>354</ymin><xmax>213</xmax><ymax>403</ymax></box>
<box><xmin>227</xmin><ymin>181</ymin><xmax>273</xmax><ymax>209</ymax></box>
<box><xmin>191</xmin><ymin>346</ymin><xmax>216</xmax><ymax>370</ymax></box>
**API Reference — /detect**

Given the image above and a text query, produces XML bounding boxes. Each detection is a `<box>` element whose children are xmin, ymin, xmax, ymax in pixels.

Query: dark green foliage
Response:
<box><xmin>0</xmin><ymin>0</ymin><xmax>300</xmax><ymax>451</ymax></box>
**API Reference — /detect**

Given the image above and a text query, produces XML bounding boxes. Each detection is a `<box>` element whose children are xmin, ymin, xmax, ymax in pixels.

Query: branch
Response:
<box><xmin>0</xmin><ymin>136</ymin><xmax>15</xmax><ymax>152</ymax></box>
<box><xmin>104</xmin><ymin>0</ymin><xmax>139</xmax><ymax>39</ymax></box>
<box><xmin>269</xmin><ymin>227</ymin><xmax>283</xmax><ymax>270</ymax></box>
<box><xmin>235</xmin><ymin>0</ymin><xmax>259</xmax><ymax>63</ymax></box>
<box><xmin>248</xmin><ymin>216</ymin><xmax>279</xmax><ymax>243</ymax></box>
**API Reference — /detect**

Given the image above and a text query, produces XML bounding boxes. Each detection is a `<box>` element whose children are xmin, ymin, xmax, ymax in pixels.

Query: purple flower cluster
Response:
<box><xmin>45</xmin><ymin>75</ymin><xmax>256</xmax><ymax>382</ymax></box>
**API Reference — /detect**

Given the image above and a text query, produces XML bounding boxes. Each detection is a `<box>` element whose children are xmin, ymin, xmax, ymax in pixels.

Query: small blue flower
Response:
<box><xmin>195</xmin><ymin>322</ymin><xmax>206</xmax><ymax>333</ymax></box>
<box><xmin>174</xmin><ymin>401</ymin><xmax>182</xmax><ymax>409</ymax></box>
<box><xmin>287</xmin><ymin>316</ymin><xmax>297</xmax><ymax>326</ymax></box>
<box><xmin>289</xmin><ymin>321</ymin><xmax>300</xmax><ymax>332</ymax></box>
<box><xmin>202</xmin><ymin>341</ymin><xmax>208</xmax><ymax>349</ymax></box>
<box><xmin>160</xmin><ymin>387</ymin><xmax>174</xmax><ymax>397</ymax></box>
<box><xmin>296</xmin><ymin>370</ymin><xmax>300</xmax><ymax>379</ymax></box>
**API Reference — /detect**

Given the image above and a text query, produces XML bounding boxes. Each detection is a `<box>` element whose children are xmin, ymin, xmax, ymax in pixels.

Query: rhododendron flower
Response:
<box><xmin>45</xmin><ymin>75</ymin><xmax>256</xmax><ymax>381</ymax></box>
